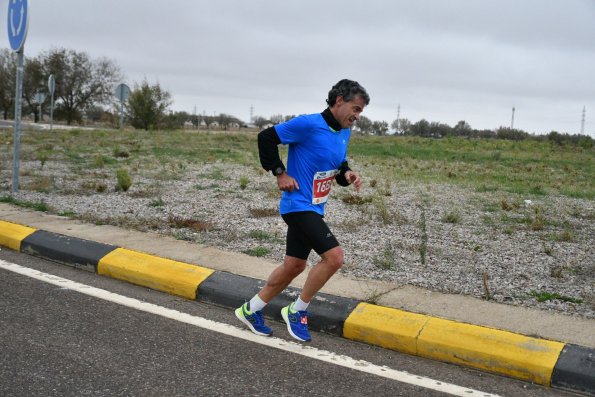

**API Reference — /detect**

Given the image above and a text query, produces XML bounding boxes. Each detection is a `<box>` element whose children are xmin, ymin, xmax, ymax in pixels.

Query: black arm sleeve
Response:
<box><xmin>257</xmin><ymin>126</ymin><xmax>285</xmax><ymax>173</ymax></box>
<box><xmin>335</xmin><ymin>161</ymin><xmax>352</xmax><ymax>186</ymax></box>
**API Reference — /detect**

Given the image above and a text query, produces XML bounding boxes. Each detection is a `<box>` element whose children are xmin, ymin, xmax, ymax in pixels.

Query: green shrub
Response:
<box><xmin>248</xmin><ymin>230</ymin><xmax>273</xmax><ymax>241</ymax></box>
<box><xmin>37</xmin><ymin>151</ymin><xmax>50</xmax><ymax>169</ymax></box>
<box><xmin>442</xmin><ymin>210</ymin><xmax>461</xmax><ymax>224</ymax></box>
<box><xmin>554</xmin><ymin>229</ymin><xmax>575</xmax><ymax>242</ymax></box>
<box><xmin>373</xmin><ymin>241</ymin><xmax>397</xmax><ymax>270</ymax></box>
<box><xmin>149</xmin><ymin>197</ymin><xmax>165</xmax><ymax>207</ymax></box>
<box><xmin>113</xmin><ymin>147</ymin><xmax>130</xmax><ymax>158</ymax></box>
<box><xmin>528</xmin><ymin>206</ymin><xmax>547</xmax><ymax>231</ymax></box>
<box><xmin>530</xmin><ymin>291</ymin><xmax>582</xmax><ymax>304</ymax></box>
<box><xmin>243</xmin><ymin>246</ymin><xmax>270</xmax><ymax>257</ymax></box>
<box><xmin>93</xmin><ymin>154</ymin><xmax>105</xmax><ymax>168</ymax></box>
<box><xmin>116</xmin><ymin>168</ymin><xmax>132</xmax><ymax>191</ymax></box>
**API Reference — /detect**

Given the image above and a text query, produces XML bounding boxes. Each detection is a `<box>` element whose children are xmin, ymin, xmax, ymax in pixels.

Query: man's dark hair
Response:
<box><xmin>326</xmin><ymin>79</ymin><xmax>370</xmax><ymax>107</ymax></box>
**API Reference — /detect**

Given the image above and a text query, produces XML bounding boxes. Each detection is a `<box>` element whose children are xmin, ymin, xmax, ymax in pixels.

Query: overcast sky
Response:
<box><xmin>2</xmin><ymin>0</ymin><xmax>594</xmax><ymax>136</ymax></box>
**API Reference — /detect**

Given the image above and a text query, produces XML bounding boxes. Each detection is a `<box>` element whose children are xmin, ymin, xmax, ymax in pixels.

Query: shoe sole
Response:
<box><xmin>234</xmin><ymin>307</ymin><xmax>272</xmax><ymax>337</ymax></box>
<box><xmin>281</xmin><ymin>307</ymin><xmax>311</xmax><ymax>342</ymax></box>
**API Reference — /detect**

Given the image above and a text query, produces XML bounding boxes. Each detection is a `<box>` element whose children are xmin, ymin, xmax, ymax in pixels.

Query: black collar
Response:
<box><xmin>321</xmin><ymin>108</ymin><xmax>342</xmax><ymax>131</ymax></box>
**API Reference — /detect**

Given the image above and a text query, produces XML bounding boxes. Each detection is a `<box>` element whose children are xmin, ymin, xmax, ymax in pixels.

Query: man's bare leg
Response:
<box><xmin>299</xmin><ymin>246</ymin><xmax>344</xmax><ymax>303</ymax></box>
<box><xmin>258</xmin><ymin>255</ymin><xmax>307</xmax><ymax>303</ymax></box>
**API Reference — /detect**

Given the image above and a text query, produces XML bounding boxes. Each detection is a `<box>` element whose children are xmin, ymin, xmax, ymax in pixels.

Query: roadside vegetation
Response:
<box><xmin>3</xmin><ymin>127</ymin><xmax>591</xmax><ymax>237</ymax></box>
<box><xmin>350</xmin><ymin>135</ymin><xmax>594</xmax><ymax>200</ymax></box>
<box><xmin>1</xmin><ymin>129</ymin><xmax>591</xmax><ymax>199</ymax></box>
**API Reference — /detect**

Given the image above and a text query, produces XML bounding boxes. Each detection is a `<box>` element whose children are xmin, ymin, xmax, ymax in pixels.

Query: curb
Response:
<box><xmin>1</xmin><ymin>219</ymin><xmax>593</xmax><ymax>396</ymax></box>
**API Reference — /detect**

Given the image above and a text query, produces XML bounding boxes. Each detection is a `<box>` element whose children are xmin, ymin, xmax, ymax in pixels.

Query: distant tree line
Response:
<box><xmin>0</xmin><ymin>48</ymin><xmax>121</xmax><ymax>125</ymax></box>
<box><xmin>252</xmin><ymin>113</ymin><xmax>593</xmax><ymax>148</ymax></box>
<box><xmin>353</xmin><ymin>115</ymin><xmax>593</xmax><ymax>148</ymax></box>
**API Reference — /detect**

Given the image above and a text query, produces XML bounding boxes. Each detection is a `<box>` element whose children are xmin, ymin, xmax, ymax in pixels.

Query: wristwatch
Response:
<box><xmin>273</xmin><ymin>166</ymin><xmax>285</xmax><ymax>176</ymax></box>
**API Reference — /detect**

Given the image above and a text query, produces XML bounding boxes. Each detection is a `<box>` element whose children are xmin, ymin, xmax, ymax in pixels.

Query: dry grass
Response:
<box><xmin>341</xmin><ymin>193</ymin><xmax>373</xmax><ymax>205</ymax></box>
<box><xmin>249</xmin><ymin>207</ymin><xmax>278</xmax><ymax>218</ymax></box>
<box><xmin>167</xmin><ymin>214</ymin><xmax>214</xmax><ymax>231</ymax></box>
<box><xmin>500</xmin><ymin>198</ymin><xmax>520</xmax><ymax>211</ymax></box>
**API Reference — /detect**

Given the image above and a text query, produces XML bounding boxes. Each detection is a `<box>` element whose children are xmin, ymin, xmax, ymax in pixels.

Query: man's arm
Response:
<box><xmin>257</xmin><ymin>126</ymin><xmax>299</xmax><ymax>191</ymax></box>
<box><xmin>257</xmin><ymin>126</ymin><xmax>285</xmax><ymax>175</ymax></box>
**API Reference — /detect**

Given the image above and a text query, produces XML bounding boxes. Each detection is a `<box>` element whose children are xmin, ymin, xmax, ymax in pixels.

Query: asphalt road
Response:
<box><xmin>0</xmin><ymin>249</ymin><xmax>576</xmax><ymax>397</ymax></box>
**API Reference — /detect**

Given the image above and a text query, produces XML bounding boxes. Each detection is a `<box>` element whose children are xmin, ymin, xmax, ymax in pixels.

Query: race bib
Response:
<box><xmin>312</xmin><ymin>170</ymin><xmax>338</xmax><ymax>204</ymax></box>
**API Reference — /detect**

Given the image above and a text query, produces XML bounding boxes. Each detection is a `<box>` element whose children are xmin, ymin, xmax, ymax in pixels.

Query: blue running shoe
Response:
<box><xmin>235</xmin><ymin>303</ymin><xmax>272</xmax><ymax>336</ymax></box>
<box><xmin>281</xmin><ymin>303</ymin><xmax>311</xmax><ymax>342</ymax></box>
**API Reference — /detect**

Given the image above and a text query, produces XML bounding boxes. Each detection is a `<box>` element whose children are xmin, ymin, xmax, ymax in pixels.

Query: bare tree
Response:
<box><xmin>253</xmin><ymin>116</ymin><xmax>269</xmax><ymax>129</ymax></box>
<box><xmin>269</xmin><ymin>114</ymin><xmax>284</xmax><ymax>124</ymax></box>
<box><xmin>22</xmin><ymin>56</ymin><xmax>46</xmax><ymax>122</ymax></box>
<box><xmin>0</xmin><ymin>49</ymin><xmax>16</xmax><ymax>120</ymax></box>
<box><xmin>392</xmin><ymin>117</ymin><xmax>411</xmax><ymax>135</ymax></box>
<box><xmin>355</xmin><ymin>115</ymin><xmax>373</xmax><ymax>135</ymax></box>
<box><xmin>371</xmin><ymin>120</ymin><xmax>389</xmax><ymax>136</ymax></box>
<box><xmin>42</xmin><ymin>48</ymin><xmax>121</xmax><ymax>125</ymax></box>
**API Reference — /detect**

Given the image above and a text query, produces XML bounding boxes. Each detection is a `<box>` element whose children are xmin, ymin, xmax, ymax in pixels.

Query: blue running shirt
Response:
<box><xmin>275</xmin><ymin>113</ymin><xmax>351</xmax><ymax>216</ymax></box>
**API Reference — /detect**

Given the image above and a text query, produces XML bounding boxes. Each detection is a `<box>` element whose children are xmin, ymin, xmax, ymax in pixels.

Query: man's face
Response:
<box><xmin>332</xmin><ymin>95</ymin><xmax>366</xmax><ymax>129</ymax></box>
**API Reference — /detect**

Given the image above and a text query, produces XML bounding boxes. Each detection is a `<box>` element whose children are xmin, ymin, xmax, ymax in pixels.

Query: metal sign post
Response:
<box><xmin>11</xmin><ymin>50</ymin><xmax>24</xmax><ymax>193</ymax></box>
<box><xmin>114</xmin><ymin>83</ymin><xmax>130</xmax><ymax>129</ymax></box>
<box><xmin>34</xmin><ymin>91</ymin><xmax>45</xmax><ymax>122</ymax></box>
<box><xmin>7</xmin><ymin>0</ymin><xmax>29</xmax><ymax>194</ymax></box>
<box><xmin>48</xmin><ymin>74</ymin><xmax>55</xmax><ymax>131</ymax></box>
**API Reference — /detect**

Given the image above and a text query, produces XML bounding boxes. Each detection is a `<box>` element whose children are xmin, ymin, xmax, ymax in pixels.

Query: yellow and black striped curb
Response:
<box><xmin>1</xmin><ymin>220</ymin><xmax>593</xmax><ymax>396</ymax></box>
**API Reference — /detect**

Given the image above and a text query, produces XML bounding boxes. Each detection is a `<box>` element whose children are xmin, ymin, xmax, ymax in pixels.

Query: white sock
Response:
<box><xmin>292</xmin><ymin>296</ymin><xmax>309</xmax><ymax>312</ymax></box>
<box><xmin>248</xmin><ymin>295</ymin><xmax>266</xmax><ymax>313</ymax></box>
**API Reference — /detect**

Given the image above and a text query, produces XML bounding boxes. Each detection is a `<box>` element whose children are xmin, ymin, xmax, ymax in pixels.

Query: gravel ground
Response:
<box><xmin>4</xmin><ymin>159</ymin><xmax>594</xmax><ymax>319</ymax></box>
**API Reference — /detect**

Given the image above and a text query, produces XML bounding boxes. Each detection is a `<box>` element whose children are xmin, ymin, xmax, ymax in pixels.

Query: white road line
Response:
<box><xmin>0</xmin><ymin>260</ymin><xmax>500</xmax><ymax>397</ymax></box>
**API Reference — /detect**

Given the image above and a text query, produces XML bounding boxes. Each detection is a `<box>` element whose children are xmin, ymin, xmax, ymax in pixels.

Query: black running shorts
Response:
<box><xmin>281</xmin><ymin>211</ymin><xmax>340</xmax><ymax>260</ymax></box>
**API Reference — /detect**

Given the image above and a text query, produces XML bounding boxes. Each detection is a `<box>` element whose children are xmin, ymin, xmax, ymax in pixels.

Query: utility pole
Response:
<box><xmin>581</xmin><ymin>106</ymin><xmax>586</xmax><ymax>135</ymax></box>
<box><xmin>396</xmin><ymin>104</ymin><xmax>400</xmax><ymax>134</ymax></box>
<box><xmin>511</xmin><ymin>106</ymin><xmax>515</xmax><ymax>129</ymax></box>
<box><xmin>193</xmin><ymin>105</ymin><xmax>197</xmax><ymax>129</ymax></box>
<box><xmin>250</xmin><ymin>105</ymin><xmax>254</xmax><ymax>124</ymax></box>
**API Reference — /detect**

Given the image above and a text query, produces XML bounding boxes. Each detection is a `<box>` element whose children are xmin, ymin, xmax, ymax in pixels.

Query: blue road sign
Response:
<box><xmin>115</xmin><ymin>83</ymin><xmax>131</xmax><ymax>102</ymax></box>
<box><xmin>7</xmin><ymin>0</ymin><xmax>29</xmax><ymax>52</ymax></box>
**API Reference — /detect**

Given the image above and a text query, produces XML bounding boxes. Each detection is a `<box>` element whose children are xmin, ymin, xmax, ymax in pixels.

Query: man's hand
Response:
<box><xmin>277</xmin><ymin>172</ymin><xmax>299</xmax><ymax>192</ymax></box>
<box><xmin>345</xmin><ymin>171</ymin><xmax>361</xmax><ymax>192</ymax></box>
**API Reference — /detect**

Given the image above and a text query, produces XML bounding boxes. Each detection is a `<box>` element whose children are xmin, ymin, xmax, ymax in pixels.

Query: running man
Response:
<box><xmin>235</xmin><ymin>79</ymin><xmax>370</xmax><ymax>342</ymax></box>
